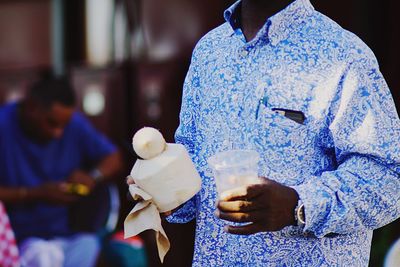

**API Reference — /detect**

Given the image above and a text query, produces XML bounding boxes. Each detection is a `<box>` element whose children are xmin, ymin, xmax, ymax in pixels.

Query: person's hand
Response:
<box><xmin>32</xmin><ymin>182</ymin><xmax>80</xmax><ymax>205</ymax></box>
<box><xmin>216</xmin><ymin>177</ymin><xmax>299</xmax><ymax>235</ymax></box>
<box><xmin>66</xmin><ymin>170</ymin><xmax>96</xmax><ymax>191</ymax></box>
<box><xmin>126</xmin><ymin>175</ymin><xmax>135</xmax><ymax>185</ymax></box>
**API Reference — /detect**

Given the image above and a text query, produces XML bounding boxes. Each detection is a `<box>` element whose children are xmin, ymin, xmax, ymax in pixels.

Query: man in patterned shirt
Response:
<box><xmin>166</xmin><ymin>0</ymin><xmax>400</xmax><ymax>265</ymax></box>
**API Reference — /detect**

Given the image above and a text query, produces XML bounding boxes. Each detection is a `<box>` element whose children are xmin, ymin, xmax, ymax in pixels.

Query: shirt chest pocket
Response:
<box><xmin>253</xmin><ymin>106</ymin><xmax>314</xmax><ymax>186</ymax></box>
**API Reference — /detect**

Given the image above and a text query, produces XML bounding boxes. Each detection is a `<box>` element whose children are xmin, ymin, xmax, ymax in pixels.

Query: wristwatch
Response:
<box><xmin>90</xmin><ymin>168</ymin><xmax>105</xmax><ymax>182</ymax></box>
<box><xmin>294</xmin><ymin>200</ymin><xmax>306</xmax><ymax>227</ymax></box>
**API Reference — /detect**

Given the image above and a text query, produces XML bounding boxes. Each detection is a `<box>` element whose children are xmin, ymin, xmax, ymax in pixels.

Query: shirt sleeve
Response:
<box><xmin>292</xmin><ymin>58</ymin><xmax>400</xmax><ymax>238</ymax></box>
<box><xmin>166</xmin><ymin>48</ymin><xmax>202</xmax><ymax>224</ymax></box>
<box><xmin>73</xmin><ymin>113</ymin><xmax>117</xmax><ymax>164</ymax></box>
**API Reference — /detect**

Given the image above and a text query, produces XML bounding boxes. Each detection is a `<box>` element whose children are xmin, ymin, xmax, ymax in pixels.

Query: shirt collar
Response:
<box><xmin>223</xmin><ymin>0</ymin><xmax>242</xmax><ymax>33</ymax></box>
<box><xmin>224</xmin><ymin>0</ymin><xmax>315</xmax><ymax>45</ymax></box>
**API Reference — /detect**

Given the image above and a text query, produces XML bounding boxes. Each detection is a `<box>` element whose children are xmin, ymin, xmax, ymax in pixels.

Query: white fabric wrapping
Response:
<box><xmin>385</xmin><ymin>239</ymin><xmax>400</xmax><ymax>267</ymax></box>
<box><xmin>124</xmin><ymin>143</ymin><xmax>201</xmax><ymax>262</ymax></box>
<box><xmin>131</xmin><ymin>144</ymin><xmax>201</xmax><ymax>212</ymax></box>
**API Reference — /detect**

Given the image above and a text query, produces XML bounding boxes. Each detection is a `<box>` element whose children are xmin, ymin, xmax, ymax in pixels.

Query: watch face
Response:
<box><xmin>299</xmin><ymin>205</ymin><xmax>305</xmax><ymax>224</ymax></box>
<box><xmin>90</xmin><ymin>169</ymin><xmax>104</xmax><ymax>181</ymax></box>
<box><xmin>295</xmin><ymin>203</ymin><xmax>305</xmax><ymax>226</ymax></box>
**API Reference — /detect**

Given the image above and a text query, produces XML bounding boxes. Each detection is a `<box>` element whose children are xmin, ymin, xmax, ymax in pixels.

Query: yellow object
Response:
<box><xmin>65</xmin><ymin>183</ymin><xmax>90</xmax><ymax>196</ymax></box>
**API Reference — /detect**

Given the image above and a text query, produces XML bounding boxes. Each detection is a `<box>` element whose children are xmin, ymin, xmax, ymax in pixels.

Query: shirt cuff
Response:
<box><xmin>165</xmin><ymin>195</ymin><xmax>197</xmax><ymax>224</ymax></box>
<box><xmin>291</xmin><ymin>180</ymin><xmax>332</xmax><ymax>238</ymax></box>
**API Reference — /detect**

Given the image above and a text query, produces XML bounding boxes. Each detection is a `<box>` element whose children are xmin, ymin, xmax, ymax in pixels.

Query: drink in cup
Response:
<box><xmin>208</xmin><ymin>149</ymin><xmax>261</xmax><ymax>198</ymax></box>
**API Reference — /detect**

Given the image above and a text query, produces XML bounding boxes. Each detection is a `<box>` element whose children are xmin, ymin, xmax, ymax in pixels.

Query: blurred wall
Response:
<box><xmin>0</xmin><ymin>0</ymin><xmax>51</xmax><ymax>71</ymax></box>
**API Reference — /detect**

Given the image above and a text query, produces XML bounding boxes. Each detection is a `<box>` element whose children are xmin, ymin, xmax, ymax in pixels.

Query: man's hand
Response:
<box><xmin>126</xmin><ymin>175</ymin><xmax>135</xmax><ymax>185</ymax></box>
<box><xmin>216</xmin><ymin>177</ymin><xmax>299</xmax><ymax>235</ymax></box>
<box><xmin>67</xmin><ymin>170</ymin><xmax>96</xmax><ymax>191</ymax></box>
<box><xmin>32</xmin><ymin>182</ymin><xmax>80</xmax><ymax>205</ymax></box>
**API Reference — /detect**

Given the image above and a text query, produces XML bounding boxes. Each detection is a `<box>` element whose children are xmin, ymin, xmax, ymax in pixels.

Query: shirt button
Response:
<box><xmin>239</xmin><ymin>48</ymin><xmax>248</xmax><ymax>57</ymax></box>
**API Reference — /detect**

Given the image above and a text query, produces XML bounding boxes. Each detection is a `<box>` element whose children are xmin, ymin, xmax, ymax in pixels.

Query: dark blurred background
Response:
<box><xmin>0</xmin><ymin>0</ymin><xmax>398</xmax><ymax>266</ymax></box>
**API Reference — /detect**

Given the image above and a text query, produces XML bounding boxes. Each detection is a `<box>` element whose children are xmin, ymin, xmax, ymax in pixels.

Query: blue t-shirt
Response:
<box><xmin>0</xmin><ymin>102</ymin><xmax>116</xmax><ymax>241</ymax></box>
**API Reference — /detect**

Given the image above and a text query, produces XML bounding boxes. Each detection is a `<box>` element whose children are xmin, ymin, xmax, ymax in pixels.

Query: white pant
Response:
<box><xmin>19</xmin><ymin>234</ymin><xmax>100</xmax><ymax>267</ymax></box>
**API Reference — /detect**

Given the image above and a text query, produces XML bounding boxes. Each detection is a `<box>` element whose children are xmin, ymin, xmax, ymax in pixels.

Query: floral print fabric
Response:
<box><xmin>168</xmin><ymin>0</ymin><xmax>400</xmax><ymax>266</ymax></box>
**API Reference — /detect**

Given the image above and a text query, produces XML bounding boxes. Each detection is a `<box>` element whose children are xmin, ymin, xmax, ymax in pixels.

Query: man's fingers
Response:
<box><xmin>217</xmin><ymin>211</ymin><xmax>251</xmax><ymax>223</ymax></box>
<box><xmin>216</xmin><ymin>210</ymin><xmax>264</xmax><ymax>223</ymax></box>
<box><xmin>126</xmin><ymin>175</ymin><xmax>135</xmax><ymax>185</ymax></box>
<box><xmin>161</xmin><ymin>210</ymin><xmax>173</xmax><ymax>217</ymax></box>
<box><xmin>219</xmin><ymin>183</ymin><xmax>264</xmax><ymax>201</ymax></box>
<box><xmin>217</xmin><ymin>200</ymin><xmax>258</xmax><ymax>212</ymax></box>
<box><xmin>224</xmin><ymin>223</ymin><xmax>261</xmax><ymax>235</ymax></box>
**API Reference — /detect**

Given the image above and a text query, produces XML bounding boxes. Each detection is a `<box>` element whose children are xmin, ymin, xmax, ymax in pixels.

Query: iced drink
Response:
<box><xmin>208</xmin><ymin>150</ymin><xmax>261</xmax><ymax>198</ymax></box>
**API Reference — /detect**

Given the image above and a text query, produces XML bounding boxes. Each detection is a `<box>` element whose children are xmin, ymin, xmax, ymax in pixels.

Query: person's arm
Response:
<box><xmin>89</xmin><ymin>150</ymin><xmax>123</xmax><ymax>183</ymax></box>
<box><xmin>66</xmin><ymin>150</ymin><xmax>123</xmax><ymax>192</ymax></box>
<box><xmin>0</xmin><ymin>182</ymin><xmax>80</xmax><ymax>205</ymax></box>
<box><xmin>291</xmin><ymin>58</ymin><xmax>400</xmax><ymax>237</ymax></box>
<box><xmin>66</xmin><ymin>114</ymin><xmax>124</xmax><ymax>189</ymax></box>
<box><xmin>165</xmin><ymin>45</ymin><xmax>203</xmax><ymax>224</ymax></box>
<box><xmin>0</xmin><ymin>186</ymin><xmax>39</xmax><ymax>203</ymax></box>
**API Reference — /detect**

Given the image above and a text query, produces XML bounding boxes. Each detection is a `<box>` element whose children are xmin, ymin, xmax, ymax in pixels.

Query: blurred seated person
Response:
<box><xmin>0</xmin><ymin>76</ymin><xmax>123</xmax><ymax>267</ymax></box>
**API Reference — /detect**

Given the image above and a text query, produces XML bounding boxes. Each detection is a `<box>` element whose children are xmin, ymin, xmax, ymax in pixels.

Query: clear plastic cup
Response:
<box><xmin>208</xmin><ymin>150</ymin><xmax>261</xmax><ymax>198</ymax></box>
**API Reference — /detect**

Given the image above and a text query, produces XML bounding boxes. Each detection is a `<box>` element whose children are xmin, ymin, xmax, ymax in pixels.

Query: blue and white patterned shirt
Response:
<box><xmin>168</xmin><ymin>0</ymin><xmax>400</xmax><ymax>266</ymax></box>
